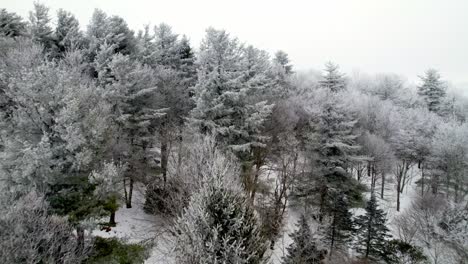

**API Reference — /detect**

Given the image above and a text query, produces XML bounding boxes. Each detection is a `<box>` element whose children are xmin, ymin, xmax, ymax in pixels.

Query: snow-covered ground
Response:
<box><xmin>92</xmin><ymin>184</ymin><xmax>175</xmax><ymax>263</ymax></box>
<box><xmin>94</xmin><ymin>166</ymin><xmax>422</xmax><ymax>263</ymax></box>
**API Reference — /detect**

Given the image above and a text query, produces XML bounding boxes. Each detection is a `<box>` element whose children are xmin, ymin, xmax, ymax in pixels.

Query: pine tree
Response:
<box><xmin>324</xmin><ymin>192</ymin><xmax>354</xmax><ymax>256</ymax></box>
<box><xmin>302</xmin><ymin>94</ymin><xmax>363</xmax><ymax>220</ymax></box>
<box><xmin>86</xmin><ymin>9</ymin><xmax>136</xmax><ymax>63</ymax></box>
<box><xmin>354</xmin><ymin>194</ymin><xmax>391</xmax><ymax>260</ymax></box>
<box><xmin>319</xmin><ymin>62</ymin><xmax>346</xmax><ymax>92</ymax></box>
<box><xmin>28</xmin><ymin>3</ymin><xmax>56</xmax><ymax>52</ymax></box>
<box><xmin>55</xmin><ymin>9</ymin><xmax>83</xmax><ymax>54</ymax></box>
<box><xmin>174</xmin><ymin>173</ymin><xmax>268</xmax><ymax>264</ymax></box>
<box><xmin>0</xmin><ymin>9</ymin><xmax>26</xmax><ymax>37</ymax></box>
<box><xmin>273</xmin><ymin>50</ymin><xmax>293</xmax><ymax>75</ymax></box>
<box><xmin>191</xmin><ymin>28</ymin><xmax>273</xmax><ymax>153</ymax></box>
<box><xmin>103</xmin><ymin>54</ymin><xmax>165</xmax><ymax>208</ymax></box>
<box><xmin>283</xmin><ymin>215</ymin><xmax>324</xmax><ymax>264</ymax></box>
<box><xmin>417</xmin><ymin>69</ymin><xmax>446</xmax><ymax>114</ymax></box>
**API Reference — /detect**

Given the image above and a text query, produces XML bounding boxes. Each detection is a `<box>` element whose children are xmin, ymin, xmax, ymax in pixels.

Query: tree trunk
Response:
<box><xmin>125</xmin><ymin>178</ymin><xmax>134</xmax><ymax>208</ymax></box>
<box><xmin>160</xmin><ymin>130</ymin><xmax>168</xmax><ymax>185</ymax></box>
<box><xmin>109</xmin><ymin>211</ymin><xmax>116</xmax><ymax>226</ymax></box>
<box><xmin>380</xmin><ymin>172</ymin><xmax>385</xmax><ymax>199</ymax></box>
<box><xmin>250</xmin><ymin>163</ymin><xmax>261</xmax><ymax>203</ymax></box>
<box><xmin>396</xmin><ymin>179</ymin><xmax>401</xmax><ymax>212</ymax></box>
<box><xmin>76</xmin><ymin>226</ymin><xmax>85</xmax><ymax>252</ymax></box>
<box><xmin>421</xmin><ymin>163</ymin><xmax>425</xmax><ymax>196</ymax></box>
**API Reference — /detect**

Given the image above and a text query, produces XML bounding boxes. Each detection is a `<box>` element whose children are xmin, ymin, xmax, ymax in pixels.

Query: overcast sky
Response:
<box><xmin>3</xmin><ymin>0</ymin><xmax>468</xmax><ymax>92</ymax></box>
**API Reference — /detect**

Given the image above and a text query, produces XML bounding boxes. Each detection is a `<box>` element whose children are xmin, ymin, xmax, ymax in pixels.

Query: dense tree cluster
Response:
<box><xmin>0</xmin><ymin>3</ymin><xmax>467</xmax><ymax>264</ymax></box>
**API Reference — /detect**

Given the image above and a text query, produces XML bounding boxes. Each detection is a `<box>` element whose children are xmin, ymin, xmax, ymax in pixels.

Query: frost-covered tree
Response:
<box><xmin>429</xmin><ymin>122</ymin><xmax>468</xmax><ymax>201</ymax></box>
<box><xmin>103</xmin><ymin>54</ymin><xmax>165</xmax><ymax>208</ymax></box>
<box><xmin>28</xmin><ymin>2</ymin><xmax>56</xmax><ymax>52</ymax></box>
<box><xmin>282</xmin><ymin>215</ymin><xmax>325</xmax><ymax>264</ymax></box>
<box><xmin>319</xmin><ymin>62</ymin><xmax>346</xmax><ymax>92</ymax></box>
<box><xmin>0</xmin><ymin>191</ymin><xmax>92</xmax><ymax>264</ymax></box>
<box><xmin>0</xmin><ymin>42</ymin><xmax>114</xmax><ymax>245</ymax></box>
<box><xmin>55</xmin><ymin>9</ymin><xmax>83</xmax><ymax>54</ymax></box>
<box><xmin>0</xmin><ymin>9</ymin><xmax>26</xmax><ymax>37</ymax></box>
<box><xmin>90</xmin><ymin>161</ymin><xmax>125</xmax><ymax>226</ymax></box>
<box><xmin>418</xmin><ymin>69</ymin><xmax>446</xmax><ymax>114</ymax></box>
<box><xmin>298</xmin><ymin>91</ymin><xmax>363</xmax><ymax>220</ymax></box>
<box><xmin>354</xmin><ymin>194</ymin><xmax>391</xmax><ymax>261</ymax></box>
<box><xmin>86</xmin><ymin>9</ymin><xmax>136</xmax><ymax>65</ymax></box>
<box><xmin>191</xmin><ymin>28</ymin><xmax>273</xmax><ymax>153</ymax></box>
<box><xmin>173</xmin><ymin>155</ymin><xmax>268</xmax><ymax>264</ymax></box>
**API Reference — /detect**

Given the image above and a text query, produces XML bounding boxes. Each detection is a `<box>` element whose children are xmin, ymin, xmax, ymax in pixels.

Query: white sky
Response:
<box><xmin>3</xmin><ymin>0</ymin><xmax>468</xmax><ymax>92</ymax></box>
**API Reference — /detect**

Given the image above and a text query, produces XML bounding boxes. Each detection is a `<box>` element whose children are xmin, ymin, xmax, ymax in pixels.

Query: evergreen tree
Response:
<box><xmin>354</xmin><ymin>194</ymin><xmax>391</xmax><ymax>260</ymax></box>
<box><xmin>417</xmin><ymin>69</ymin><xmax>446</xmax><ymax>113</ymax></box>
<box><xmin>324</xmin><ymin>192</ymin><xmax>354</xmax><ymax>256</ymax></box>
<box><xmin>55</xmin><ymin>9</ymin><xmax>83</xmax><ymax>54</ymax></box>
<box><xmin>299</xmin><ymin>93</ymin><xmax>363</xmax><ymax>220</ymax></box>
<box><xmin>0</xmin><ymin>9</ymin><xmax>26</xmax><ymax>37</ymax></box>
<box><xmin>103</xmin><ymin>54</ymin><xmax>165</xmax><ymax>208</ymax></box>
<box><xmin>28</xmin><ymin>3</ymin><xmax>56</xmax><ymax>52</ymax></box>
<box><xmin>319</xmin><ymin>62</ymin><xmax>346</xmax><ymax>92</ymax></box>
<box><xmin>191</xmin><ymin>28</ymin><xmax>273</xmax><ymax>154</ymax></box>
<box><xmin>86</xmin><ymin>9</ymin><xmax>136</xmax><ymax>63</ymax></box>
<box><xmin>283</xmin><ymin>215</ymin><xmax>325</xmax><ymax>264</ymax></box>
<box><xmin>273</xmin><ymin>50</ymin><xmax>293</xmax><ymax>75</ymax></box>
<box><xmin>174</xmin><ymin>173</ymin><xmax>268</xmax><ymax>264</ymax></box>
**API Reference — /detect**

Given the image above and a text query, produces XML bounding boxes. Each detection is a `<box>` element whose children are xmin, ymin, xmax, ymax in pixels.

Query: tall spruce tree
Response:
<box><xmin>55</xmin><ymin>9</ymin><xmax>83</xmax><ymax>54</ymax></box>
<box><xmin>0</xmin><ymin>9</ymin><xmax>26</xmax><ymax>37</ymax></box>
<box><xmin>28</xmin><ymin>3</ymin><xmax>56</xmax><ymax>52</ymax></box>
<box><xmin>319</xmin><ymin>62</ymin><xmax>346</xmax><ymax>92</ymax></box>
<box><xmin>417</xmin><ymin>69</ymin><xmax>446</xmax><ymax>114</ymax></box>
<box><xmin>354</xmin><ymin>194</ymin><xmax>391</xmax><ymax>260</ymax></box>
<box><xmin>190</xmin><ymin>28</ymin><xmax>273</xmax><ymax>153</ymax></box>
<box><xmin>305</xmin><ymin>93</ymin><xmax>363</xmax><ymax>221</ymax></box>
<box><xmin>283</xmin><ymin>214</ymin><xmax>324</xmax><ymax>264</ymax></box>
<box><xmin>324</xmin><ymin>192</ymin><xmax>354</xmax><ymax>256</ymax></box>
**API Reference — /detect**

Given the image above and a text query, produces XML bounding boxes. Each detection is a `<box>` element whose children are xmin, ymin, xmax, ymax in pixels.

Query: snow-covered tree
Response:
<box><xmin>90</xmin><ymin>161</ymin><xmax>125</xmax><ymax>226</ymax></box>
<box><xmin>418</xmin><ymin>69</ymin><xmax>446</xmax><ymax>114</ymax></box>
<box><xmin>429</xmin><ymin>121</ymin><xmax>468</xmax><ymax>201</ymax></box>
<box><xmin>28</xmin><ymin>2</ymin><xmax>56</xmax><ymax>52</ymax></box>
<box><xmin>354</xmin><ymin>194</ymin><xmax>391</xmax><ymax>261</ymax></box>
<box><xmin>103</xmin><ymin>54</ymin><xmax>165</xmax><ymax>208</ymax></box>
<box><xmin>297</xmin><ymin>91</ymin><xmax>363</xmax><ymax>220</ymax></box>
<box><xmin>319</xmin><ymin>62</ymin><xmax>346</xmax><ymax>92</ymax></box>
<box><xmin>282</xmin><ymin>214</ymin><xmax>325</xmax><ymax>264</ymax></box>
<box><xmin>55</xmin><ymin>9</ymin><xmax>83</xmax><ymax>54</ymax></box>
<box><xmin>173</xmin><ymin>153</ymin><xmax>268</xmax><ymax>264</ymax></box>
<box><xmin>0</xmin><ymin>9</ymin><xmax>26</xmax><ymax>37</ymax></box>
<box><xmin>0</xmin><ymin>191</ymin><xmax>92</xmax><ymax>263</ymax></box>
<box><xmin>190</xmin><ymin>28</ymin><xmax>273</xmax><ymax>154</ymax></box>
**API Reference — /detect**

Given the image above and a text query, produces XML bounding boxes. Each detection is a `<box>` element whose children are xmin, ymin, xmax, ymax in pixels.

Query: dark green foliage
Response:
<box><xmin>283</xmin><ymin>215</ymin><xmax>326</xmax><ymax>264</ymax></box>
<box><xmin>46</xmin><ymin>175</ymin><xmax>105</xmax><ymax>224</ymax></box>
<box><xmin>354</xmin><ymin>194</ymin><xmax>391</xmax><ymax>260</ymax></box>
<box><xmin>325</xmin><ymin>192</ymin><xmax>355</xmax><ymax>255</ymax></box>
<box><xmin>143</xmin><ymin>180</ymin><xmax>189</xmax><ymax>216</ymax></box>
<box><xmin>87</xmin><ymin>237</ymin><xmax>149</xmax><ymax>264</ymax></box>
<box><xmin>384</xmin><ymin>239</ymin><xmax>428</xmax><ymax>264</ymax></box>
